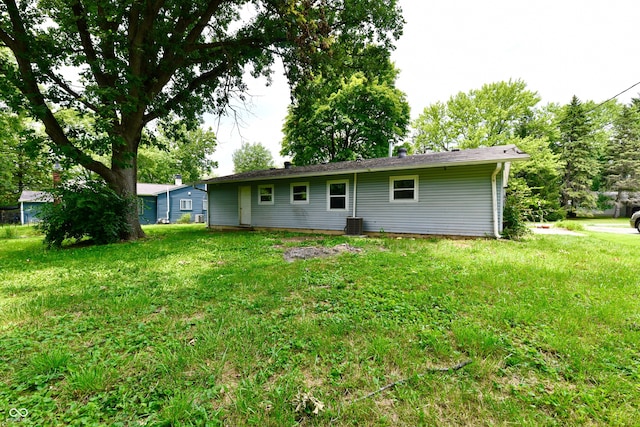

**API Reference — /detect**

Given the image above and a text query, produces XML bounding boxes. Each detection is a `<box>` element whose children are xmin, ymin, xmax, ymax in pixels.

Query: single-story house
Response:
<box><xmin>18</xmin><ymin>176</ymin><xmax>207</xmax><ymax>225</ymax></box>
<box><xmin>201</xmin><ymin>145</ymin><xmax>530</xmax><ymax>238</ymax></box>
<box><xmin>18</xmin><ymin>191</ymin><xmax>53</xmax><ymax>225</ymax></box>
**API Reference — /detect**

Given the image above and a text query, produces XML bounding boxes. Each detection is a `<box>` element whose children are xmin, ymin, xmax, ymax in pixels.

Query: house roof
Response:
<box><xmin>18</xmin><ymin>191</ymin><xmax>53</xmax><ymax>203</ymax></box>
<box><xmin>201</xmin><ymin>145</ymin><xmax>530</xmax><ymax>184</ymax></box>
<box><xmin>137</xmin><ymin>183</ymin><xmax>182</xmax><ymax>196</ymax></box>
<box><xmin>137</xmin><ymin>183</ymin><xmax>206</xmax><ymax>196</ymax></box>
<box><xmin>19</xmin><ymin>182</ymin><xmax>202</xmax><ymax>202</ymax></box>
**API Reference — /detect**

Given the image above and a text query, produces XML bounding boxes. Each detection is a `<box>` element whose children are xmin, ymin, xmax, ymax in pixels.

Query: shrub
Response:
<box><xmin>502</xmin><ymin>181</ymin><xmax>531</xmax><ymax>240</ymax></box>
<box><xmin>37</xmin><ymin>180</ymin><xmax>133</xmax><ymax>248</ymax></box>
<box><xmin>177</xmin><ymin>213</ymin><xmax>192</xmax><ymax>224</ymax></box>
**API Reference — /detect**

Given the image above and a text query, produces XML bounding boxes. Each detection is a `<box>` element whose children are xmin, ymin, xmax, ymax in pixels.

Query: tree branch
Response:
<box><xmin>3</xmin><ymin>0</ymin><xmax>114</xmax><ymax>183</ymax></box>
<box><xmin>45</xmin><ymin>71</ymin><xmax>100</xmax><ymax>112</ymax></box>
<box><xmin>0</xmin><ymin>27</ymin><xmax>16</xmax><ymax>49</ymax></box>
<box><xmin>352</xmin><ymin>360</ymin><xmax>473</xmax><ymax>404</ymax></box>
<box><xmin>129</xmin><ymin>0</ymin><xmax>165</xmax><ymax>78</ymax></box>
<box><xmin>145</xmin><ymin>0</ymin><xmax>229</xmax><ymax>98</ymax></box>
<box><xmin>69</xmin><ymin>0</ymin><xmax>111</xmax><ymax>89</ymax></box>
<box><xmin>143</xmin><ymin>62</ymin><xmax>229</xmax><ymax>124</ymax></box>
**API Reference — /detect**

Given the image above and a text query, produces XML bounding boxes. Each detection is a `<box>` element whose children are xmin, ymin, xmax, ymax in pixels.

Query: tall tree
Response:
<box><xmin>232</xmin><ymin>142</ymin><xmax>274</xmax><ymax>173</ymax></box>
<box><xmin>411</xmin><ymin>80</ymin><xmax>565</xmax><ymax>220</ymax></box>
<box><xmin>0</xmin><ymin>0</ymin><xmax>403</xmax><ymax>240</ymax></box>
<box><xmin>412</xmin><ymin>80</ymin><xmax>540</xmax><ymax>152</ymax></box>
<box><xmin>138</xmin><ymin>124</ymin><xmax>217</xmax><ymax>184</ymax></box>
<box><xmin>605</xmin><ymin>98</ymin><xmax>640</xmax><ymax>215</ymax></box>
<box><xmin>281</xmin><ymin>46</ymin><xmax>410</xmax><ymax>165</ymax></box>
<box><xmin>0</xmin><ymin>110</ymin><xmax>50</xmax><ymax>205</ymax></box>
<box><xmin>556</xmin><ymin>96</ymin><xmax>600</xmax><ymax>216</ymax></box>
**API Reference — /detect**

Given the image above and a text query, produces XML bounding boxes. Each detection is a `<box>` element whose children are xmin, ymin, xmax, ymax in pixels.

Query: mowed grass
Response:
<box><xmin>1</xmin><ymin>224</ymin><xmax>639</xmax><ymax>426</ymax></box>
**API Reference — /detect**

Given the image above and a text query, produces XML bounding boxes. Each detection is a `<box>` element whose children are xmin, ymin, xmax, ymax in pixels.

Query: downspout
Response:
<box><xmin>166</xmin><ymin>186</ymin><xmax>170</xmax><ymax>222</ymax></box>
<box><xmin>20</xmin><ymin>202</ymin><xmax>24</xmax><ymax>225</ymax></box>
<box><xmin>491</xmin><ymin>163</ymin><xmax>503</xmax><ymax>239</ymax></box>
<box><xmin>352</xmin><ymin>173</ymin><xmax>358</xmax><ymax>217</ymax></box>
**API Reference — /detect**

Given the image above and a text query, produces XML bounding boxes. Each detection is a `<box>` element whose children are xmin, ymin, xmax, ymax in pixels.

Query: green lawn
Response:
<box><xmin>1</xmin><ymin>225</ymin><xmax>639</xmax><ymax>426</ymax></box>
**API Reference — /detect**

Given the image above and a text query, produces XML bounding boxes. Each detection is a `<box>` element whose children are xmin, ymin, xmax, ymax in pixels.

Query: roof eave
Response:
<box><xmin>202</xmin><ymin>155</ymin><xmax>530</xmax><ymax>185</ymax></box>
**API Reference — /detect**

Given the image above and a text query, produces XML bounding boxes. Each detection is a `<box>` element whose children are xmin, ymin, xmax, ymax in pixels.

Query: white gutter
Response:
<box><xmin>491</xmin><ymin>162</ymin><xmax>503</xmax><ymax>239</ymax></box>
<box><xmin>352</xmin><ymin>173</ymin><xmax>358</xmax><ymax>217</ymax></box>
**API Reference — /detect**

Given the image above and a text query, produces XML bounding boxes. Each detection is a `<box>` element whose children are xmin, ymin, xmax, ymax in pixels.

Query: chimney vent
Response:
<box><xmin>284</xmin><ymin>161</ymin><xmax>292</xmax><ymax>169</ymax></box>
<box><xmin>174</xmin><ymin>174</ymin><xmax>182</xmax><ymax>186</ymax></box>
<box><xmin>397</xmin><ymin>147</ymin><xmax>408</xmax><ymax>158</ymax></box>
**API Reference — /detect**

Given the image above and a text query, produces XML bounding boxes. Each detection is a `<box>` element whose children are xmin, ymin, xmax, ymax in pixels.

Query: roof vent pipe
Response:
<box><xmin>397</xmin><ymin>147</ymin><xmax>408</xmax><ymax>158</ymax></box>
<box><xmin>284</xmin><ymin>161</ymin><xmax>292</xmax><ymax>169</ymax></box>
<box><xmin>174</xmin><ymin>174</ymin><xmax>182</xmax><ymax>186</ymax></box>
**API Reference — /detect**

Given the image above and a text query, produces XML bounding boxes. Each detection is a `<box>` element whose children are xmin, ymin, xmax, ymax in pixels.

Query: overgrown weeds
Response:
<box><xmin>1</xmin><ymin>225</ymin><xmax>638</xmax><ymax>425</ymax></box>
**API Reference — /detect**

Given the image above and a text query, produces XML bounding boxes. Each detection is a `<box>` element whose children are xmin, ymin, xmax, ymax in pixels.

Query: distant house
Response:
<box><xmin>201</xmin><ymin>145</ymin><xmax>529</xmax><ymax>238</ymax></box>
<box><xmin>18</xmin><ymin>176</ymin><xmax>207</xmax><ymax>225</ymax></box>
<box><xmin>137</xmin><ymin>177</ymin><xmax>208</xmax><ymax>224</ymax></box>
<box><xmin>18</xmin><ymin>191</ymin><xmax>53</xmax><ymax>225</ymax></box>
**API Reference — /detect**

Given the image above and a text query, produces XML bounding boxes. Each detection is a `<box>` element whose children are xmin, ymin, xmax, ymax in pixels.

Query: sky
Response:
<box><xmin>208</xmin><ymin>0</ymin><xmax>640</xmax><ymax>176</ymax></box>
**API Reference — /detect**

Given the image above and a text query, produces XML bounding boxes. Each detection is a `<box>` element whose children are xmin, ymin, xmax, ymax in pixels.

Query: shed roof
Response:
<box><xmin>137</xmin><ymin>183</ymin><xmax>182</xmax><ymax>196</ymax></box>
<box><xmin>201</xmin><ymin>145</ymin><xmax>530</xmax><ymax>184</ymax></box>
<box><xmin>18</xmin><ymin>191</ymin><xmax>53</xmax><ymax>203</ymax></box>
<box><xmin>19</xmin><ymin>183</ymin><xmax>198</xmax><ymax>202</ymax></box>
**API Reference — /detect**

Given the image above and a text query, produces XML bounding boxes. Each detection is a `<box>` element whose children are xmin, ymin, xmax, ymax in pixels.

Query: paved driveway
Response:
<box><xmin>584</xmin><ymin>225</ymin><xmax>638</xmax><ymax>235</ymax></box>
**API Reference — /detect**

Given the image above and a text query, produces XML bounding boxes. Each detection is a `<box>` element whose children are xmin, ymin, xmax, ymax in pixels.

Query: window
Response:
<box><xmin>180</xmin><ymin>199</ymin><xmax>193</xmax><ymax>210</ymax></box>
<box><xmin>258</xmin><ymin>185</ymin><xmax>274</xmax><ymax>205</ymax></box>
<box><xmin>327</xmin><ymin>180</ymin><xmax>348</xmax><ymax>211</ymax></box>
<box><xmin>390</xmin><ymin>175</ymin><xmax>418</xmax><ymax>202</ymax></box>
<box><xmin>137</xmin><ymin>198</ymin><xmax>145</xmax><ymax>215</ymax></box>
<box><xmin>290</xmin><ymin>182</ymin><xmax>309</xmax><ymax>204</ymax></box>
<box><xmin>202</xmin><ymin>198</ymin><xmax>208</xmax><ymax>210</ymax></box>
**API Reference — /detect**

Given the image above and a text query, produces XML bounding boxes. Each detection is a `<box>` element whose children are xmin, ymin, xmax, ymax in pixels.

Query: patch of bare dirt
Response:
<box><xmin>282</xmin><ymin>243</ymin><xmax>362</xmax><ymax>262</ymax></box>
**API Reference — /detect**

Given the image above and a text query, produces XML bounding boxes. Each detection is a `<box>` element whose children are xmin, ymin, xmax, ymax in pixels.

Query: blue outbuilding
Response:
<box><xmin>19</xmin><ymin>177</ymin><xmax>207</xmax><ymax>225</ymax></box>
<box><xmin>137</xmin><ymin>178</ymin><xmax>208</xmax><ymax>224</ymax></box>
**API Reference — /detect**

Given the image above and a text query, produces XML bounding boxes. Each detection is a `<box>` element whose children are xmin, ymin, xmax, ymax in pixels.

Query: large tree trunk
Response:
<box><xmin>112</xmin><ymin>166</ymin><xmax>145</xmax><ymax>240</ymax></box>
<box><xmin>110</xmin><ymin>131</ymin><xmax>145</xmax><ymax>241</ymax></box>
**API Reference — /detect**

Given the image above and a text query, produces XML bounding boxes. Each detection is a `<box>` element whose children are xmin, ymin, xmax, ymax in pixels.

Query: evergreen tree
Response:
<box><xmin>605</xmin><ymin>98</ymin><xmax>640</xmax><ymax>215</ymax></box>
<box><xmin>556</xmin><ymin>96</ymin><xmax>600</xmax><ymax>216</ymax></box>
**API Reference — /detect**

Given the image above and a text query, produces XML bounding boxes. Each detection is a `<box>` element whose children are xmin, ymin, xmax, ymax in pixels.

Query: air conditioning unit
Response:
<box><xmin>346</xmin><ymin>217</ymin><xmax>363</xmax><ymax>235</ymax></box>
<box><xmin>194</xmin><ymin>214</ymin><xmax>205</xmax><ymax>223</ymax></box>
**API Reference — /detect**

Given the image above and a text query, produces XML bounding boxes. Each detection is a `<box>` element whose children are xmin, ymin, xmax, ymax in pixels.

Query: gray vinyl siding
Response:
<box><xmin>357</xmin><ymin>164</ymin><xmax>501</xmax><ymax>236</ymax></box>
<box><xmin>207</xmin><ymin>165</ymin><xmax>504</xmax><ymax>236</ymax></box>
<box><xmin>256</xmin><ymin>174</ymin><xmax>353</xmax><ymax>230</ymax></box>
<box><xmin>208</xmin><ymin>174</ymin><xmax>354</xmax><ymax>230</ymax></box>
<box><xmin>209</xmin><ymin>184</ymin><xmax>239</xmax><ymax>226</ymax></box>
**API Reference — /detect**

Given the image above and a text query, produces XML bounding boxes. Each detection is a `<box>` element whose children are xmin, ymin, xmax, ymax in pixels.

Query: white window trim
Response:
<box><xmin>258</xmin><ymin>184</ymin><xmax>275</xmax><ymax>205</ymax></box>
<box><xmin>290</xmin><ymin>182</ymin><xmax>310</xmax><ymax>204</ymax></box>
<box><xmin>389</xmin><ymin>175</ymin><xmax>419</xmax><ymax>202</ymax></box>
<box><xmin>180</xmin><ymin>199</ymin><xmax>193</xmax><ymax>211</ymax></box>
<box><xmin>202</xmin><ymin>198</ymin><xmax>208</xmax><ymax>210</ymax></box>
<box><xmin>327</xmin><ymin>179</ymin><xmax>349</xmax><ymax>211</ymax></box>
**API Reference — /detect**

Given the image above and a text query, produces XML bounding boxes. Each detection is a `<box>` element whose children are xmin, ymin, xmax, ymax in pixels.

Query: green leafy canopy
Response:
<box><xmin>0</xmin><ymin>0</ymin><xmax>404</xmax><ymax>239</ymax></box>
